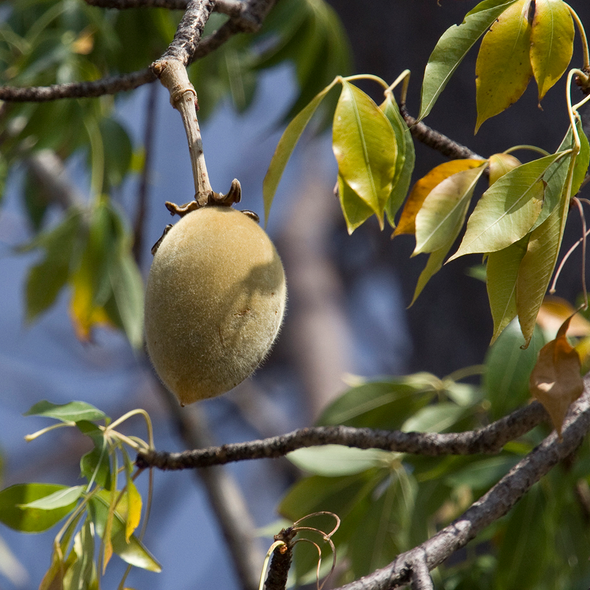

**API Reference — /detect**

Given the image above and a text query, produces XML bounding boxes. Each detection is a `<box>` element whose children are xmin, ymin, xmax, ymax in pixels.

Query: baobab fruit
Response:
<box><xmin>144</xmin><ymin>205</ymin><xmax>287</xmax><ymax>405</ymax></box>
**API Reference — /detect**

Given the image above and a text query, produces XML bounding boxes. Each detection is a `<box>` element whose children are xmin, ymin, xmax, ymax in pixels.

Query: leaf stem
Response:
<box><xmin>567</xmin><ymin>4</ymin><xmax>590</xmax><ymax>75</ymax></box>
<box><xmin>342</xmin><ymin>74</ymin><xmax>390</xmax><ymax>91</ymax></box>
<box><xmin>385</xmin><ymin>69</ymin><xmax>411</xmax><ymax>105</ymax></box>
<box><xmin>503</xmin><ymin>144</ymin><xmax>550</xmax><ymax>157</ymax></box>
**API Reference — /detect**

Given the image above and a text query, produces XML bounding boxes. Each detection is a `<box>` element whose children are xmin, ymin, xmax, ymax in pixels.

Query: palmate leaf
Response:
<box><xmin>419</xmin><ymin>0</ymin><xmax>519</xmax><ymax>120</ymax></box>
<box><xmin>475</xmin><ymin>0</ymin><xmax>533</xmax><ymax>132</ymax></box>
<box><xmin>530</xmin><ymin>0</ymin><xmax>574</xmax><ymax>101</ymax></box>
<box><xmin>332</xmin><ymin>81</ymin><xmax>397</xmax><ymax>228</ymax></box>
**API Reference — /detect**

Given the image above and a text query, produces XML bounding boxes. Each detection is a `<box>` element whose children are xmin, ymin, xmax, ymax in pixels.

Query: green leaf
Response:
<box><xmin>475</xmin><ymin>0</ymin><xmax>533</xmax><ymax>132</ymax></box>
<box><xmin>347</xmin><ymin>470</ymin><xmax>417</xmax><ymax>577</ymax></box>
<box><xmin>488</xmin><ymin>153</ymin><xmax>522</xmax><ymax>185</ymax></box>
<box><xmin>337</xmin><ymin>173</ymin><xmax>375</xmax><ymax>233</ymax></box>
<box><xmin>109</xmin><ymin>251</ymin><xmax>144</xmax><ymax>349</ymax></box>
<box><xmin>410</xmin><ymin>245</ymin><xmax>453</xmax><ymax>307</ymax></box>
<box><xmin>88</xmin><ymin>494</ymin><xmax>161</xmax><ymax>572</ymax></box>
<box><xmin>0</xmin><ymin>484</ymin><xmax>77</xmax><ymax>532</ymax></box>
<box><xmin>402</xmin><ymin>403</ymin><xmax>467</xmax><ymax>433</ymax></box>
<box><xmin>445</xmin><ymin>455</ymin><xmax>519</xmax><ymax>489</ymax></box>
<box><xmin>24</xmin><ymin>400</ymin><xmax>107</xmax><ymax>423</ymax></box>
<box><xmin>483</xmin><ymin>321</ymin><xmax>545</xmax><ymax>419</ymax></box>
<box><xmin>450</xmin><ymin>152</ymin><xmax>564</xmax><ymax>259</ymax></box>
<box><xmin>99</xmin><ymin>117</ymin><xmax>133</xmax><ymax>188</ymax></box>
<box><xmin>317</xmin><ymin>375</ymin><xmax>439</xmax><ymax>430</ymax></box>
<box><xmin>19</xmin><ymin>485</ymin><xmax>84</xmax><ymax>511</ymax></box>
<box><xmin>486</xmin><ymin>235</ymin><xmax>530</xmax><ymax>341</ymax></box>
<box><xmin>332</xmin><ymin>80</ymin><xmax>397</xmax><ymax>226</ymax></box>
<box><xmin>530</xmin><ymin>0</ymin><xmax>574</xmax><ymax>101</ymax></box>
<box><xmin>63</xmin><ymin>520</ymin><xmax>98</xmax><ymax>590</ymax></box>
<box><xmin>380</xmin><ymin>95</ymin><xmax>416</xmax><ymax>227</ymax></box>
<box><xmin>419</xmin><ymin>0</ymin><xmax>519</xmax><ymax>120</ymax></box>
<box><xmin>516</xmin><ymin>205</ymin><xmax>565</xmax><ymax>345</ymax></box>
<box><xmin>24</xmin><ymin>209</ymin><xmax>83</xmax><ymax>322</ymax></box>
<box><xmin>414</xmin><ymin>164</ymin><xmax>486</xmax><ymax>254</ymax></box>
<box><xmin>572</xmin><ymin>121</ymin><xmax>590</xmax><ymax>196</ymax></box>
<box><xmin>287</xmin><ymin>445</ymin><xmax>393</xmax><ymax>476</ymax></box>
<box><xmin>0</xmin><ymin>152</ymin><xmax>7</xmax><ymax>205</ymax></box>
<box><xmin>78</xmin><ymin>421</ymin><xmax>111</xmax><ymax>490</ymax></box>
<box><xmin>263</xmin><ymin>79</ymin><xmax>338</xmax><ymax>222</ymax></box>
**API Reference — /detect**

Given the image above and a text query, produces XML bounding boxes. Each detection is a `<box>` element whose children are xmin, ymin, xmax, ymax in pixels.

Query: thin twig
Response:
<box><xmin>0</xmin><ymin>0</ymin><xmax>276</xmax><ymax>103</ymax></box>
<box><xmin>85</xmin><ymin>0</ymin><xmax>243</xmax><ymax>14</ymax></box>
<box><xmin>136</xmin><ymin>400</ymin><xmax>549</xmax><ymax>470</ymax></box>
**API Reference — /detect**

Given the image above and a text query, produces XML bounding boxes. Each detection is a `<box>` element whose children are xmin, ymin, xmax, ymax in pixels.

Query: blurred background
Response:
<box><xmin>1</xmin><ymin>0</ymin><xmax>590</xmax><ymax>588</ymax></box>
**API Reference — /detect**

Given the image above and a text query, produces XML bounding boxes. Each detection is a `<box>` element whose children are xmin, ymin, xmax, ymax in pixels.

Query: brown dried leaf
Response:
<box><xmin>529</xmin><ymin>315</ymin><xmax>584</xmax><ymax>438</ymax></box>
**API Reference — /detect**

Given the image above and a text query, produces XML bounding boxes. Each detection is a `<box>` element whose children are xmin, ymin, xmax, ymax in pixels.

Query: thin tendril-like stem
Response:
<box><xmin>342</xmin><ymin>74</ymin><xmax>390</xmax><ymax>91</ymax></box>
<box><xmin>567</xmin><ymin>4</ymin><xmax>590</xmax><ymax>74</ymax></box>
<box><xmin>503</xmin><ymin>144</ymin><xmax>550</xmax><ymax>157</ymax></box>
<box><xmin>385</xmin><ymin>69</ymin><xmax>411</xmax><ymax>103</ymax></box>
<box><xmin>574</xmin><ymin>197</ymin><xmax>588</xmax><ymax>308</ymax></box>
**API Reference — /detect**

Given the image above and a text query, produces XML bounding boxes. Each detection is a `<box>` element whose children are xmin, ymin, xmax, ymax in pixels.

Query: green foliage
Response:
<box><xmin>0</xmin><ymin>402</ymin><xmax>159</xmax><ymax>588</ymax></box>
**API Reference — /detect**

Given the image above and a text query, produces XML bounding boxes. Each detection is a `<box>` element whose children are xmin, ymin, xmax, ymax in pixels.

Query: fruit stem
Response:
<box><xmin>152</xmin><ymin>59</ymin><xmax>213</xmax><ymax>205</ymax></box>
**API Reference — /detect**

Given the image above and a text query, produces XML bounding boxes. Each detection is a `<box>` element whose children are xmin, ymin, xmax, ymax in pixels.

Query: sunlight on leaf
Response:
<box><xmin>450</xmin><ymin>152</ymin><xmax>563</xmax><ymax>259</ymax></box>
<box><xmin>337</xmin><ymin>174</ymin><xmax>375</xmax><ymax>233</ymax></box>
<box><xmin>529</xmin><ymin>315</ymin><xmax>583</xmax><ymax>437</ymax></box>
<box><xmin>475</xmin><ymin>0</ymin><xmax>533</xmax><ymax>132</ymax></box>
<box><xmin>395</xmin><ymin>159</ymin><xmax>484</xmax><ymax>236</ymax></box>
<box><xmin>332</xmin><ymin>80</ymin><xmax>397</xmax><ymax>227</ymax></box>
<box><xmin>419</xmin><ymin>0</ymin><xmax>519</xmax><ymax>120</ymax></box>
<box><xmin>530</xmin><ymin>0</ymin><xmax>574</xmax><ymax>101</ymax></box>
<box><xmin>488</xmin><ymin>153</ymin><xmax>521</xmax><ymax>185</ymax></box>
<box><xmin>414</xmin><ymin>164</ymin><xmax>486</xmax><ymax>254</ymax></box>
<box><xmin>24</xmin><ymin>400</ymin><xmax>107</xmax><ymax>423</ymax></box>
<box><xmin>487</xmin><ymin>235</ymin><xmax>530</xmax><ymax>341</ymax></box>
<box><xmin>516</xmin><ymin>207</ymin><xmax>564</xmax><ymax>345</ymax></box>
<box><xmin>537</xmin><ymin>297</ymin><xmax>590</xmax><ymax>338</ymax></box>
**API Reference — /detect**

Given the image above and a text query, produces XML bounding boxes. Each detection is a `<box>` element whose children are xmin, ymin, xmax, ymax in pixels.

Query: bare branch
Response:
<box><xmin>0</xmin><ymin>69</ymin><xmax>155</xmax><ymax>102</ymax></box>
<box><xmin>136</xmin><ymin>399</ymin><xmax>549</xmax><ymax>470</ymax></box>
<box><xmin>409</xmin><ymin>551</ymin><xmax>433</xmax><ymax>590</ymax></box>
<box><xmin>400</xmin><ymin>104</ymin><xmax>485</xmax><ymax>161</ymax></box>
<box><xmin>85</xmin><ymin>0</ymin><xmax>243</xmax><ymax>16</ymax></box>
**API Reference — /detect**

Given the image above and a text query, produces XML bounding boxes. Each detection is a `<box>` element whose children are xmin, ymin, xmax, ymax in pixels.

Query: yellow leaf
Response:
<box><xmin>475</xmin><ymin>0</ymin><xmax>533</xmax><ymax>132</ymax></box>
<box><xmin>488</xmin><ymin>153</ymin><xmax>522</xmax><ymax>186</ymax></box>
<box><xmin>529</xmin><ymin>315</ymin><xmax>583</xmax><ymax>438</ymax></box>
<box><xmin>394</xmin><ymin>159</ymin><xmax>484</xmax><ymax>236</ymax></box>
<box><xmin>530</xmin><ymin>0</ymin><xmax>574</xmax><ymax>101</ymax></box>
<box><xmin>537</xmin><ymin>296</ymin><xmax>590</xmax><ymax>338</ymax></box>
<box><xmin>69</xmin><ymin>274</ymin><xmax>112</xmax><ymax>341</ymax></box>
<box><xmin>125</xmin><ymin>478</ymin><xmax>142</xmax><ymax>543</ymax></box>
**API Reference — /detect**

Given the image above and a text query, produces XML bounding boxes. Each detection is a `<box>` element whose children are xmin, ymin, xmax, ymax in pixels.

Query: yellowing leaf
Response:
<box><xmin>488</xmin><ymin>153</ymin><xmax>522</xmax><ymax>185</ymax></box>
<box><xmin>537</xmin><ymin>297</ymin><xmax>590</xmax><ymax>338</ymax></box>
<box><xmin>450</xmin><ymin>152</ymin><xmax>563</xmax><ymax>259</ymax></box>
<box><xmin>530</xmin><ymin>0</ymin><xmax>574</xmax><ymax>101</ymax></box>
<box><xmin>332</xmin><ymin>80</ymin><xmax>397</xmax><ymax>227</ymax></box>
<box><xmin>487</xmin><ymin>235</ymin><xmax>529</xmax><ymax>342</ymax></box>
<box><xmin>529</xmin><ymin>315</ymin><xmax>583</xmax><ymax>437</ymax></box>
<box><xmin>125</xmin><ymin>479</ymin><xmax>142</xmax><ymax>543</ymax></box>
<box><xmin>395</xmin><ymin>159</ymin><xmax>484</xmax><ymax>236</ymax></box>
<box><xmin>414</xmin><ymin>164</ymin><xmax>486</xmax><ymax>254</ymax></box>
<box><xmin>475</xmin><ymin>0</ymin><xmax>533</xmax><ymax>132</ymax></box>
<box><xmin>337</xmin><ymin>174</ymin><xmax>375</xmax><ymax>234</ymax></box>
<box><xmin>516</xmin><ymin>207</ymin><xmax>563</xmax><ymax>345</ymax></box>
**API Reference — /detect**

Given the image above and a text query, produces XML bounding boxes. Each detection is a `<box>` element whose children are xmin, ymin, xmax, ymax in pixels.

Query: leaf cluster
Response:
<box><xmin>0</xmin><ymin>401</ymin><xmax>158</xmax><ymax>589</ymax></box>
<box><xmin>277</xmin><ymin>327</ymin><xmax>590</xmax><ymax>588</ymax></box>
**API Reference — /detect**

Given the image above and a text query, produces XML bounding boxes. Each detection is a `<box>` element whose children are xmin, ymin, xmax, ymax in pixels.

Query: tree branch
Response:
<box><xmin>136</xmin><ymin>399</ymin><xmax>549</xmax><ymax>470</ymax></box>
<box><xmin>0</xmin><ymin>0</ymin><xmax>276</xmax><ymax>102</ymax></box>
<box><xmin>334</xmin><ymin>383</ymin><xmax>590</xmax><ymax>590</ymax></box>
<box><xmin>85</xmin><ymin>0</ymin><xmax>242</xmax><ymax>15</ymax></box>
<box><xmin>400</xmin><ymin>104</ymin><xmax>485</xmax><ymax>161</ymax></box>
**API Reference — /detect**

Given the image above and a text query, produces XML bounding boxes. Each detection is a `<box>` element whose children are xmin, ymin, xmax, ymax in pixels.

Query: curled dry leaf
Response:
<box><xmin>529</xmin><ymin>315</ymin><xmax>584</xmax><ymax>438</ymax></box>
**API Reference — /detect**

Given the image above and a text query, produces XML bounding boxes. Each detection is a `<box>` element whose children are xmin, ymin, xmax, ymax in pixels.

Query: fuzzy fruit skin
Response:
<box><xmin>145</xmin><ymin>206</ymin><xmax>286</xmax><ymax>405</ymax></box>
